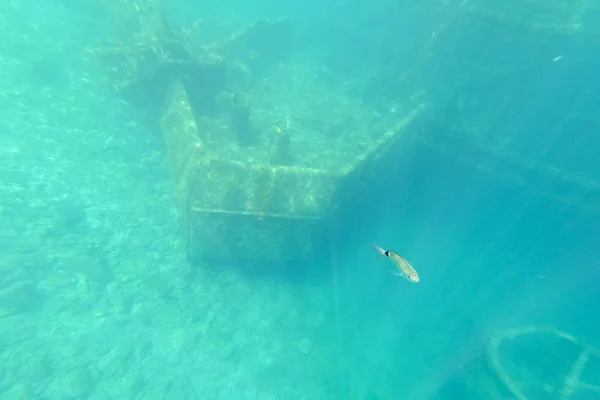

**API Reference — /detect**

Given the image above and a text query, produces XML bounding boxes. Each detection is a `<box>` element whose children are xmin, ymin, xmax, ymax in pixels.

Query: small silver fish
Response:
<box><xmin>372</xmin><ymin>243</ymin><xmax>419</xmax><ymax>283</ymax></box>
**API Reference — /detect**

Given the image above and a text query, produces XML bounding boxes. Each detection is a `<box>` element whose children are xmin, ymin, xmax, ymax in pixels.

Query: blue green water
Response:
<box><xmin>1</xmin><ymin>0</ymin><xmax>599</xmax><ymax>399</ymax></box>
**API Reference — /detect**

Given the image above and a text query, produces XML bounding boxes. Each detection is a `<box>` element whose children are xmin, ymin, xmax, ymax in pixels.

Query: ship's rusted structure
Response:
<box><xmin>92</xmin><ymin>0</ymin><xmax>600</xmax><ymax>260</ymax></box>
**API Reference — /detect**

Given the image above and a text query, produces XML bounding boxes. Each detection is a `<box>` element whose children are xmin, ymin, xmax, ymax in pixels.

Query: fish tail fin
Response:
<box><xmin>371</xmin><ymin>243</ymin><xmax>386</xmax><ymax>259</ymax></box>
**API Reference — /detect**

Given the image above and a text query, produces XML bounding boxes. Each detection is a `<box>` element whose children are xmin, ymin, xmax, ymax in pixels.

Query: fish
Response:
<box><xmin>372</xmin><ymin>243</ymin><xmax>419</xmax><ymax>283</ymax></box>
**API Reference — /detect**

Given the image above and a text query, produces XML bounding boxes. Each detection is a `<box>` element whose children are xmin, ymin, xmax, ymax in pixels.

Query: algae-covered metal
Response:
<box><xmin>91</xmin><ymin>2</ymin><xmax>427</xmax><ymax>261</ymax></box>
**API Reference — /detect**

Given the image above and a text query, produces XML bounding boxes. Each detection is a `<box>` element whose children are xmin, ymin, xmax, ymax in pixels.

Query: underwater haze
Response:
<box><xmin>1</xmin><ymin>0</ymin><xmax>599</xmax><ymax>399</ymax></box>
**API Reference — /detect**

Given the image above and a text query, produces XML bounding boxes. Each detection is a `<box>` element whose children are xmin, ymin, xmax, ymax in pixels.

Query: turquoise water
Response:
<box><xmin>2</xmin><ymin>0</ymin><xmax>599</xmax><ymax>399</ymax></box>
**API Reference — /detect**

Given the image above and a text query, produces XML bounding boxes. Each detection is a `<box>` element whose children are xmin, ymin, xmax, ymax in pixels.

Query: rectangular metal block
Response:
<box><xmin>185</xmin><ymin>159</ymin><xmax>340</xmax><ymax>260</ymax></box>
